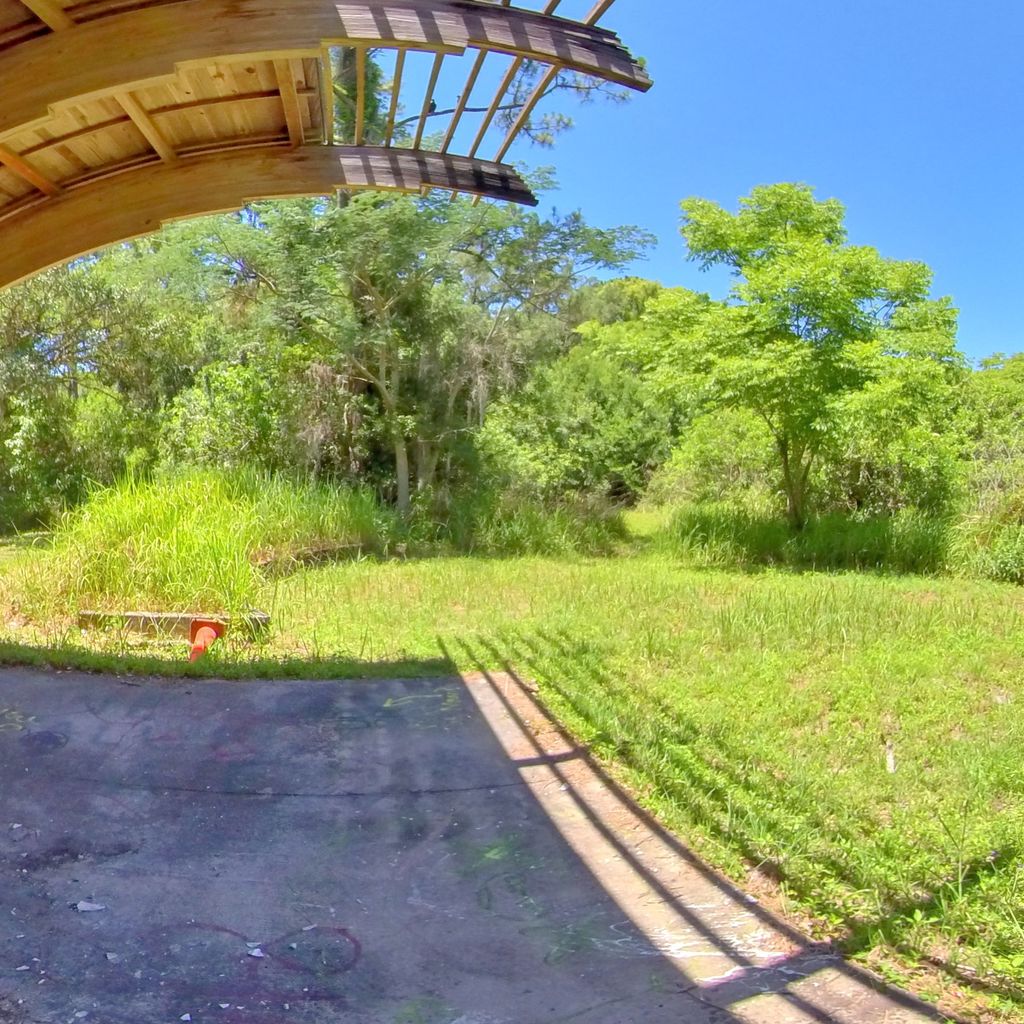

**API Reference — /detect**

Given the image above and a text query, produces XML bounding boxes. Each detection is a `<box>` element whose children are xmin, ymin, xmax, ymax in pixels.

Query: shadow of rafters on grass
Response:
<box><xmin>447</xmin><ymin>632</ymin><xmax>979</xmax><ymax>1021</ymax></box>
<box><xmin>510</xmin><ymin>624</ymin><xmax>1021</xmax><ymax>989</ymax></box>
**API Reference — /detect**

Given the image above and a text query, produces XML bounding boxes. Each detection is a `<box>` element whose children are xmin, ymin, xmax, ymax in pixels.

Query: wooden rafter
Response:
<box><xmin>320</xmin><ymin>46</ymin><xmax>335</xmax><ymax>145</ymax></box>
<box><xmin>493</xmin><ymin>0</ymin><xmax>618</xmax><ymax>166</ymax></box>
<box><xmin>354</xmin><ymin>46</ymin><xmax>367</xmax><ymax>146</ymax></box>
<box><xmin>18</xmin><ymin>0</ymin><xmax>73</xmax><ymax>31</ymax></box>
<box><xmin>149</xmin><ymin>88</ymin><xmax>314</xmax><ymax>119</ymax></box>
<box><xmin>413</xmin><ymin>52</ymin><xmax>445</xmax><ymax>150</ymax></box>
<box><xmin>114</xmin><ymin>91</ymin><xmax>177</xmax><ymax>163</ymax></box>
<box><xmin>20</xmin><ymin>115</ymin><xmax>129</xmax><ymax>158</ymax></box>
<box><xmin>384</xmin><ymin>49</ymin><xmax>406</xmax><ymax>147</ymax></box>
<box><xmin>0</xmin><ymin>0</ymin><xmax>649</xmax><ymax>142</ymax></box>
<box><xmin>441</xmin><ymin>0</ymin><xmax>511</xmax><ymax>155</ymax></box>
<box><xmin>492</xmin><ymin>64</ymin><xmax>558</xmax><ymax>164</ymax></box>
<box><xmin>467</xmin><ymin>0</ymin><xmax>563</xmax><ymax>160</ymax></box>
<box><xmin>467</xmin><ymin>58</ymin><xmax>522</xmax><ymax>160</ymax></box>
<box><xmin>476</xmin><ymin>0</ymin><xmax>616</xmax><ymax>203</ymax></box>
<box><xmin>274</xmin><ymin>59</ymin><xmax>306</xmax><ymax>147</ymax></box>
<box><xmin>0</xmin><ymin>141</ymin><xmax>61</xmax><ymax>196</ymax></box>
<box><xmin>19</xmin><ymin>90</ymin><xmax>319</xmax><ymax>161</ymax></box>
<box><xmin>0</xmin><ymin>146</ymin><xmax>537</xmax><ymax>289</ymax></box>
<box><xmin>584</xmin><ymin>0</ymin><xmax>617</xmax><ymax>22</ymax></box>
<box><xmin>491</xmin><ymin>0</ymin><xmax>619</xmax><ymax>169</ymax></box>
<box><xmin>440</xmin><ymin>50</ymin><xmax>485</xmax><ymax>154</ymax></box>
<box><xmin>0</xmin><ymin>0</ymin><xmax>650</xmax><ymax>289</ymax></box>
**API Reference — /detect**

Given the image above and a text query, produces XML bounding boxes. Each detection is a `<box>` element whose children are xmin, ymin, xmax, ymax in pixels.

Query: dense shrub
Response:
<box><xmin>74</xmin><ymin>391</ymin><xmax>159</xmax><ymax>487</ymax></box>
<box><xmin>480</xmin><ymin>344</ymin><xmax>677</xmax><ymax>504</ymax></box>
<box><xmin>644</xmin><ymin>409</ymin><xmax>774</xmax><ymax>507</ymax></box>
<box><xmin>161</xmin><ymin>351</ymin><xmax>371</xmax><ymax>479</ymax></box>
<box><xmin>1</xmin><ymin>391</ymin><xmax>82</xmax><ymax>527</ymax></box>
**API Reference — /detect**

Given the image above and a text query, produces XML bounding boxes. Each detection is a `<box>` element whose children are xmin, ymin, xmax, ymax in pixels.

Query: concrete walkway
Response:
<box><xmin>0</xmin><ymin>667</ymin><xmax>951</xmax><ymax>1024</ymax></box>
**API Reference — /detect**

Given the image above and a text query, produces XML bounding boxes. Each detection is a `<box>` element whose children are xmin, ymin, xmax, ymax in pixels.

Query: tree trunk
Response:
<box><xmin>786</xmin><ymin>476</ymin><xmax>806</xmax><ymax>532</ymax></box>
<box><xmin>415</xmin><ymin>440</ymin><xmax>439</xmax><ymax>494</ymax></box>
<box><xmin>394</xmin><ymin>438</ymin><xmax>411</xmax><ymax>516</ymax></box>
<box><xmin>778</xmin><ymin>437</ymin><xmax>808</xmax><ymax>531</ymax></box>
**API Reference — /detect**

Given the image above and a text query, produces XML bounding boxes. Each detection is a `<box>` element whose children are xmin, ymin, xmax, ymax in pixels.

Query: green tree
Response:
<box><xmin>189</xmin><ymin>193</ymin><xmax>648</xmax><ymax>512</ymax></box>
<box><xmin>968</xmin><ymin>353</ymin><xmax>1024</xmax><ymax>468</ymax></box>
<box><xmin>817</xmin><ymin>300</ymin><xmax>967</xmax><ymax>515</ymax></box>
<box><xmin>482</xmin><ymin>341</ymin><xmax>676</xmax><ymax>502</ymax></box>
<box><xmin>676</xmin><ymin>183</ymin><xmax>956</xmax><ymax>528</ymax></box>
<box><xmin>644</xmin><ymin>408</ymin><xmax>774</xmax><ymax>507</ymax></box>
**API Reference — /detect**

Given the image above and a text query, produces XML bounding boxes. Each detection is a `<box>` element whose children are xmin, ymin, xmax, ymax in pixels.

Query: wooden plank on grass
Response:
<box><xmin>78</xmin><ymin>610</ymin><xmax>271</xmax><ymax>639</ymax></box>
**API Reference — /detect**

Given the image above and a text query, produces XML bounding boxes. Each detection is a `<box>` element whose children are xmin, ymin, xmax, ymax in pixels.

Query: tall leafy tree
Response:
<box><xmin>188</xmin><ymin>192</ymin><xmax>648</xmax><ymax>512</ymax></box>
<box><xmin>675</xmin><ymin>183</ymin><xmax>957</xmax><ymax>528</ymax></box>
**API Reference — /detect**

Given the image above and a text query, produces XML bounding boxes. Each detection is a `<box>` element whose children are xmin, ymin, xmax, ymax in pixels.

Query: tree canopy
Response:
<box><xmin>644</xmin><ymin>183</ymin><xmax>963</xmax><ymax>527</ymax></box>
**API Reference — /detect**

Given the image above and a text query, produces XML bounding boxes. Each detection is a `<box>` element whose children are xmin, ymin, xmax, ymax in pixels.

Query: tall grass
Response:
<box><xmin>4</xmin><ymin>484</ymin><xmax>1024</xmax><ymax>1015</ymax></box>
<box><xmin>949</xmin><ymin>486</ymin><xmax>1024</xmax><ymax>585</ymax></box>
<box><xmin>12</xmin><ymin>469</ymin><xmax>391</xmax><ymax>614</ymax></box>
<box><xmin>418</xmin><ymin>490</ymin><xmax>627</xmax><ymax>557</ymax></box>
<box><xmin>5</xmin><ymin>470</ymin><xmax>627</xmax><ymax>616</ymax></box>
<box><xmin>659</xmin><ymin>502</ymin><xmax>951</xmax><ymax>575</ymax></box>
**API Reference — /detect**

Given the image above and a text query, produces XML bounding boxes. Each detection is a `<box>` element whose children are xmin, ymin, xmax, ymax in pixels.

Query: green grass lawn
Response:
<box><xmin>2</xmin><ymin>537</ymin><xmax>1024</xmax><ymax>1019</ymax></box>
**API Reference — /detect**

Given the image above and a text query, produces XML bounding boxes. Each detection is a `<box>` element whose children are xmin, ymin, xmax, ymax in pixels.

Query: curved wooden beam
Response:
<box><xmin>0</xmin><ymin>0</ymin><xmax>651</xmax><ymax>141</ymax></box>
<box><xmin>0</xmin><ymin>145</ymin><xmax>537</xmax><ymax>290</ymax></box>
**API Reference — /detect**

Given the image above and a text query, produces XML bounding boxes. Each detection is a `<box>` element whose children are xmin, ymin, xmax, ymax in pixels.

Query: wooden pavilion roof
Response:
<box><xmin>0</xmin><ymin>0</ymin><xmax>650</xmax><ymax>288</ymax></box>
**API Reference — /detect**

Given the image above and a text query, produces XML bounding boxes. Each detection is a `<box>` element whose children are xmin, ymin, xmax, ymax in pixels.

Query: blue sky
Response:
<box><xmin>489</xmin><ymin>0</ymin><xmax>1024</xmax><ymax>363</ymax></box>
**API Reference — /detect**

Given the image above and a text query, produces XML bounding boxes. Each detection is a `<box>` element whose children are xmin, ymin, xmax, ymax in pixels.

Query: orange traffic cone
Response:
<box><xmin>189</xmin><ymin>620</ymin><xmax>223</xmax><ymax>662</ymax></box>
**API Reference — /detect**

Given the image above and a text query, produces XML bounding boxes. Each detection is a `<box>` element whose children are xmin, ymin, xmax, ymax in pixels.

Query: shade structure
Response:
<box><xmin>0</xmin><ymin>0</ymin><xmax>650</xmax><ymax>287</ymax></box>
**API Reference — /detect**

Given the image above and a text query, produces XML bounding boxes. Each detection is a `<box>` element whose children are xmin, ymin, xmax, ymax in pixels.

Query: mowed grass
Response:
<box><xmin>2</xmin><ymin>525</ymin><xmax>1024</xmax><ymax>1017</ymax></box>
<box><xmin>283</xmin><ymin>559</ymin><xmax>1024</xmax><ymax>1014</ymax></box>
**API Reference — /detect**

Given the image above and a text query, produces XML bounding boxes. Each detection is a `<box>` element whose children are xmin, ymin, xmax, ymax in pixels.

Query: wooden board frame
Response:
<box><xmin>0</xmin><ymin>145</ymin><xmax>538</xmax><ymax>288</ymax></box>
<box><xmin>0</xmin><ymin>0</ymin><xmax>649</xmax><ymax>290</ymax></box>
<box><xmin>0</xmin><ymin>0</ymin><xmax>651</xmax><ymax>141</ymax></box>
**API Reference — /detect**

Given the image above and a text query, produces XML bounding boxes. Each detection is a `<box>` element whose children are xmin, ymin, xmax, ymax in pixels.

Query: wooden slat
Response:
<box><xmin>19</xmin><ymin>89</ymin><xmax>321</xmax><ymax>161</ymax></box>
<box><xmin>440</xmin><ymin>48</ymin><xmax>485</xmax><ymax>154</ymax></box>
<box><xmin>584</xmin><ymin>0</ymin><xmax>617</xmax><ymax>22</ymax></box>
<box><xmin>467</xmin><ymin>57</ymin><xmax>522</xmax><ymax>159</ymax></box>
<box><xmin>413</xmin><ymin>51</ymin><xmax>444</xmax><ymax>150</ymax></box>
<box><xmin>0</xmin><ymin>21</ymin><xmax>48</xmax><ymax>52</ymax></box>
<box><xmin>20</xmin><ymin>114</ymin><xmax>130</xmax><ymax>158</ymax></box>
<box><xmin>78</xmin><ymin>609</ymin><xmax>270</xmax><ymax>639</ymax></box>
<box><xmin>0</xmin><ymin>146</ymin><xmax>537</xmax><ymax>288</ymax></box>
<box><xmin>114</xmin><ymin>90</ymin><xmax>177</xmax><ymax>162</ymax></box>
<box><xmin>353</xmin><ymin>46</ymin><xmax>366</xmax><ymax>145</ymax></box>
<box><xmin>150</xmin><ymin>88</ymin><xmax>303</xmax><ymax>118</ymax></box>
<box><xmin>0</xmin><ymin>140</ymin><xmax>60</xmax><ymax>194</ymax></box>
<box><xmin>485</xmin><ymin>0</ymin><xmax>618</xmax><ymax>186</ymax></box>
<box><xmin>18</xmin><ymin>0</ymin><xmax>72</xmax><ymax>30</ymax></box>
<box><xmin>274</xmin><ymin>58</ymin><xmax>305</xmax><ymax>146</ymax></box>
<box><xmin>319</xmin><ymin>46</ymin><xmax>334</xmax><ymax>144</ymax></box>
<box><xmin>0</xmin><ymin>0</ymin><xmax>650</xmax><ymax>142</ymax></box>
<box><xmin>493</xmin><ymin>63</ymin><xmax>557</xmax><ymax>163</ymax></box>
<box><xmin>440</xmin><ymin>0</ymin><xmax>517</xmax><ymax>157</ymax></box>
<box><xmin>466</xmin><ymin>0</ymin><xmax>562</xmax><ymax>160</ymax></box>
<box><xmin>383</xmin><ymin>48</ymin><xmax>405</xmax><ymax>146</ymax></box>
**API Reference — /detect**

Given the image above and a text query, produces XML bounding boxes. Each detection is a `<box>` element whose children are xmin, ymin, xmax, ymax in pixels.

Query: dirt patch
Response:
<box><xmin>11</xmin><ymin>837</ymin><xmax>137</xmax><ymax>872</ymax></box>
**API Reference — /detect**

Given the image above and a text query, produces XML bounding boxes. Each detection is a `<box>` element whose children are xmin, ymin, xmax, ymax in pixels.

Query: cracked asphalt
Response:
<box><xmin>0</xmin><ymin>669</ymin><xmax>950</xmax><ymax>1024</ymax></box>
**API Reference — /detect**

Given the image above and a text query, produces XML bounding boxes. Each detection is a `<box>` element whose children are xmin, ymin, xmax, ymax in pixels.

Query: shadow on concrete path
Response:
<box><xmin>0</xmin><ymin>664</ymin><xmax>954</xmax><ymax>1024</ymax></box>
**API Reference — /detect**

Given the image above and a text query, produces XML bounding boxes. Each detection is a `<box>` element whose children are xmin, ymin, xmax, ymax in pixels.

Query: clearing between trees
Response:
<box><xmin>1</xmin><ymin>495</ymin><xmax>1022</xmax><ymax>1024</ymax></box>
